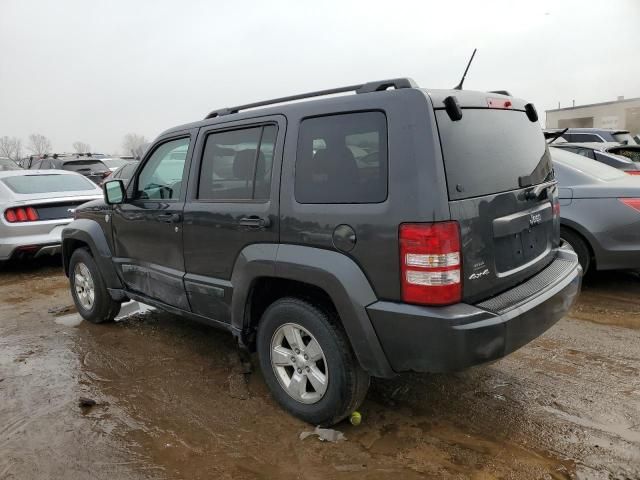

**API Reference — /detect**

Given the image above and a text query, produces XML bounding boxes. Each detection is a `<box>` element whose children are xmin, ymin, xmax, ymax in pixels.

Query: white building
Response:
<box><xmin>545</xmin><ymin>96</ymin><xmax>640</xmax><ymax>134</ymax></box>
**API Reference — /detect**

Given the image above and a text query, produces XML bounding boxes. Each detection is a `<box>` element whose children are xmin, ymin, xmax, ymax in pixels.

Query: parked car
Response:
<box><xmin>545</xmin><ymin>128</ymin><xmax>638</xmax><ymax>145</ymax></box>
<box><xmin>551</xmin><ymin>142</ymin><xmax>640</xmax><ymax>174</ymax></box>
<box><xmin>0</xmin><ymin>158</ymin><xmax>21</xmax><ymax>171</ymax></box>
<box><xmin>62</xmin><ymin>78</ymin><xmax>581</xmax><ymax>425</ymax></box>
<box><xmin>102</xmin><ymin>161</ymin><xmax>138</xmax><ymax>186</ymax></box>
<box><xmin>1</xmin><ymin>170</ymin><xmax>102</xmax><ymax>262</ymax></box>
<box><xmin>29</xmin><ymin>156</ymin><xmax>111</xmax><ymax>184</ymax></box>
<box><xmin>552</xmin><ymin>147</ymin><xmax>640</xmax><ymax>273</ymax></box>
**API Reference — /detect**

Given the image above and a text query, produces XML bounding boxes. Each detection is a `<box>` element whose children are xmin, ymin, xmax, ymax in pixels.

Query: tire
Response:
<box><xmin>257</xmin><ymin>297</ymin><xmax>370</xmax><ymax>426</ymax></box>
<box><xmin>69</xmin><ymin>248</ymin><xmax>121</xmax><ymax>323</ymax></box>
<box><xmin>561</xmin><ymin>227</ymin><xmax>591</xmax><ymax>275</ymax></box>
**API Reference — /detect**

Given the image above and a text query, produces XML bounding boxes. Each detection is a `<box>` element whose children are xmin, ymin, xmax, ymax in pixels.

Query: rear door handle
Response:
<box><xmin>157</xmin><ymin>213</ymin><xmax>181</xmax><ymax>223</ymax></box>
<box><xmin>239</xmin><ymin>216</ymin><xmax>271</xmax><ymax>228</ymax></box>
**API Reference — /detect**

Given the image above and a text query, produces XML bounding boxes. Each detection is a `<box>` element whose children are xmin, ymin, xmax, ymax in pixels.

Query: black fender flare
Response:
<box><xmin>231</xmin><ymin>243</ymin><xmax>395</xmax><ymax>378</ymax></box>
<box><xmin>62</xmin><ymin>219</ymin><xmax>123</xmax><ymax>290</ymax></box>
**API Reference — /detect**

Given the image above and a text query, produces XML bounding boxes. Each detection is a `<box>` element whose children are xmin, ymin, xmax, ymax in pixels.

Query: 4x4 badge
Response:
<box><xmin>529</xmin><ymin>213</ymin><xmax>542</xmax><ymax>227</ymax></box>
<box><xmin>468</xmin><ymin>269</ymin><xmax>489</xmax><ymax>280</ymax></box>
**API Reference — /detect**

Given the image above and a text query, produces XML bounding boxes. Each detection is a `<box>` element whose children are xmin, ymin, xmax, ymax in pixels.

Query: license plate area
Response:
<box><xmin>495</xmin><ymin>224</ymin><xmax>549</xmax><ymax>273</ymax></box>
<box><xmin>492</xmin><ymin>203</ymin><xmax>552</xmax><ymax>274</ymax></box>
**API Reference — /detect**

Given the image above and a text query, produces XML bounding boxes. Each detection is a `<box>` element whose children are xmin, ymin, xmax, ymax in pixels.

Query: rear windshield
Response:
<box><xmin>62</xmin><ymin>160</ymin><xmax>109</xmax><ymax>172</ymax></box>
<box><xmin>613</xmin><ymin>132</ymin><xmax>637</xmax><ymax>145</ymax></box>
<box><xmin>550</xmin><ymin>147</ymin><xmax>625</xmax><ymax>181</ymax></box>
<box><xmin>435</xmin><ymin>109</ymin><xmax>550</xmax><ymax>200</ymax></box>
<box><xmin>102</xmin><ymin>158</ymin><xmax>130</xmax><ymax>169</ymax></box>
<box><xmin>2</xmin><ymin>174</ymin><xmax>98</xmax><ymax>194</ymax></box>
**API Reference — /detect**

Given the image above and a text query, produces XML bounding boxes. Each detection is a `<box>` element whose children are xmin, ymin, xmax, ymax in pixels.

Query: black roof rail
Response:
<box><xmin>205</xmin><ymin>78</ymin><xmax>418</xmax><ymax>119</ymax></box>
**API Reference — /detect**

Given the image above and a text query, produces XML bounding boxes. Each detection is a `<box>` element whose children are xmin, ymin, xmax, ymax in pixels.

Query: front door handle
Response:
<box><xmin>239</xmin><ymin>216</ymin><xmax>271</xmax><ymax>228</ymax></box>
<box><xmin>157</xmin><ymin>213</ymin><xmax>181</xmax><ymax>223</ymax></box>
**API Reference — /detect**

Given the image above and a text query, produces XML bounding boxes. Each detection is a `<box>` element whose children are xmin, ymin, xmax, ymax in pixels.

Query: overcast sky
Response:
<box><xmin>1</xmin><ymin>0</ymin><xmax>639</xmax><ymax>154</ymax></box>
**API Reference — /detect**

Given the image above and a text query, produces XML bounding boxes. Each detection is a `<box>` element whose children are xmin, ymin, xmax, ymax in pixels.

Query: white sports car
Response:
<box><xmin>0</xmin><ymin>170</ymin><xmax>102</xmax><ymax>261</ymax></box>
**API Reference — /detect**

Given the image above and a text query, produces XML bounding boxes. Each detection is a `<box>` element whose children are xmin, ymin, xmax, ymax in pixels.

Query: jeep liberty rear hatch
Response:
<box><xmin>431</xmin><ymin>91</ymin><xmax>558</xmax><ymax>304</ymax></box>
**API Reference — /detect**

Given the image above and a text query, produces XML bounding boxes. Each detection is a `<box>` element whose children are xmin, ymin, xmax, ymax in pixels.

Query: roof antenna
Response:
<box><xmin>454</xmin><ymin>48</ymin><xmax>477</xmax><ymax>90</ymax></box>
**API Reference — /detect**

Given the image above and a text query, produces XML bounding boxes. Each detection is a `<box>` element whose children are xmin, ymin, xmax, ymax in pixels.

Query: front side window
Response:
<box><xmin>295</xmin><ymin>111</ymin><xmax>388</xmax><ymax>204</ymax></box>
<box><xmin>136</xmin><ymin>137</ymin><xmax>190</xmax><ymax>200</ymax></box>
<box><xmin>198</xmin><ymin>125</ymin><xmax>276</xmax><ymax>201</ymax></box>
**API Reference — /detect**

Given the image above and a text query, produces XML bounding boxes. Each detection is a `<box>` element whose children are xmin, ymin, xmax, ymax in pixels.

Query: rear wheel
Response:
<box><xmin>561</xmin><ymin>227</ymin><xmax>591</xmax><ymax>274</ymax></box>
<box><xmin>257</xmin><ymin>297</ymin><xmax>370</xmax><ymax>426</ymax></box>
<box><xmin>69</xmin><ymin>248</ymin><xmax>121</xmax><ymax>323</ymax></box>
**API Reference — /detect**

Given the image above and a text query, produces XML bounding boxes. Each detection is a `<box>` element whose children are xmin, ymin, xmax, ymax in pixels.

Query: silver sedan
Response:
<box><xmin>0</xmin><ymin>170</ymin><xmax>102</xmax><ymax>261</ymax></box>
<box><xmin>552</xmin><ymin>147</ymin><xmax>640</xmax><ymax>273</ymax></box>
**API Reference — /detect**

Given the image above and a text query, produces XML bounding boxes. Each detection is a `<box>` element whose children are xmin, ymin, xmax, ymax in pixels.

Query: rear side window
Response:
<box><xmin>435</xmin><ymin>109</ymin><xmax>550</xmax><ymax>200</ymax></box>
<box><xmin>570</xmin><ymin>133</ymin><xmax>602</xmax><ymax>142</ymax></box>
<box><xmin>198</xmin><ymin>125</ymin><xmax>276</xmax><ymax>201</ymax></box>
<box><xmin>295</xmin><ymin>111</ymin><xmax>388</xmax><ymax>204</ymax></box>
<box><xmin>575</xmin><ymin>148</ymin><xmax>595</xmax><ymax>159</ymax></box>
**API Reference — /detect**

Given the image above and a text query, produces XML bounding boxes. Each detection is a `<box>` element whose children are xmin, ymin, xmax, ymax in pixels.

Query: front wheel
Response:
<box><xmin>257</xmin><ymin>298</ymin><xmax>370</xmax><ymax>426</ymax></box>
<box><xmin>69</xmin><ymin>248</ymin><xmax>121</xmax><ymax>323</ymax></box>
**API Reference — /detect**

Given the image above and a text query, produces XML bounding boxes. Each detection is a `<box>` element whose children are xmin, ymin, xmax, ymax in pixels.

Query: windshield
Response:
<box><xmin>62</xmin><ymin>160</ymin><xmax>109</xmax><ymax>172</ymax></box>
<box><xmin>613</xmin><ymin>132</ymin><xmax>637</xmax><ymax>145</ymax></box>
<box><xmin>550</xmin><ymin>147</ymin><xmax>625</xmax><ymax>181</ymax></box>
<box><xmin>435</xmin><ymin>109</ymin><xmax>550</xmax><ymax>200</ymax></box>
<box><xmin>2</xmin><ymin>174</ymin><xmax>98</xmax><ymax>194</ymax></box>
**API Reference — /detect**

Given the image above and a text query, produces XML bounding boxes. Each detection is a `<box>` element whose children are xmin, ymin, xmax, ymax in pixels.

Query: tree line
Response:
<box><xmin>0</xmin><ymin>133</ymin><xmax>148</xmax><ymax>161</ymax></box>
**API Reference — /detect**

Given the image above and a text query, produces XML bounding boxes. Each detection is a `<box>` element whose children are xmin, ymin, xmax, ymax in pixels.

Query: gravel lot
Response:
<box><xmin>1</xmin><ymin>258</ymin><xmax>639</xmax><ymax>479</ymax></box>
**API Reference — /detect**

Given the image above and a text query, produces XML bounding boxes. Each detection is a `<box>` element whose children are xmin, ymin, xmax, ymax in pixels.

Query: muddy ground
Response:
<box><xmin>1</xmin><ymin>259</ymin><xmax>639</xmax><ymax>480</ymax></box>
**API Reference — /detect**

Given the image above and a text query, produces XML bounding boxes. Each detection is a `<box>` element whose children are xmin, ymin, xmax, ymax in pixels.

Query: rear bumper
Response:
<box><xmin>0</xmin><ymin>221</ymin><xmax>70</xmax><ymax>260</ymax></box>
<box><xmin>368</xmin><ymin>244</ymin><xmax>582</xmax><ymax>373</ymax></box>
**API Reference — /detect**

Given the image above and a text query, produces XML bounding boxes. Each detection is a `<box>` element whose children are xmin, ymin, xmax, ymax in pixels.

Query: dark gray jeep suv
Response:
<box><xmin>62</xmin><ymin>78</ymin><xmax>582</xmax><ymax>425</ymax></box>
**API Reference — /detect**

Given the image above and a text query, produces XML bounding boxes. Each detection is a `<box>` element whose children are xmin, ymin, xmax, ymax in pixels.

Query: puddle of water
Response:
<box><xmin>52</xmin><ymin>301</ymin><xmax>155</xmax><ymax>327</ymax></box>
<box><xmin>543</xmin><ymin>406</ymin><xmax>640</xmax><ymax>444</ymax></box>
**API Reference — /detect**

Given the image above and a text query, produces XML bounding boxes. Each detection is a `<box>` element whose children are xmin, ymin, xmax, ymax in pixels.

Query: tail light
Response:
<box><xmin>624</xmin><ymin>170</ymin><xmax>640</xmax><ymax>176</ymax></box>
<box><xmin>4</xmin><ymin>207</ymin><xmax>39</xmax><ymax>223</ymax></box>
<box><xmin>620</xmin><ymin>198</ymin><xmax>640</xmax><ymax>212</ymax></box>
<box><xmin>399</xmin><ymin>222</ymin><xmax>462</xmax><ymax>306</ymax></box>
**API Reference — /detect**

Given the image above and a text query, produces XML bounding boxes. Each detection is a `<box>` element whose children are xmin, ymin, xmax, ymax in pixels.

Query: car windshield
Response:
<box><xmin>550</xmin><ymin>147</ymin><xmax>625</xmax><ymax>181</ymax></box>
<box><xmin>102</xmin><ymin>158</ymin><xmax>130</xmax><ymax>168</ymax></box>
<box><xmin>0</xmin><ymin>159</ymin><xmax>21</xmax><ymax>171</ymax></box>
<box><xmin>62</xmin><ymin>160</ymin><xmax>109</xmax><ymax>172</ymax></box>
<box><xmin>1</xmin><ymin>174</ymin><xmax>98</xmax><ymax>194</ymax></box>
<box><xmin>613</xmin><ymin>132</ymin><xmax>637</xmax><ymax>145</ymax></box>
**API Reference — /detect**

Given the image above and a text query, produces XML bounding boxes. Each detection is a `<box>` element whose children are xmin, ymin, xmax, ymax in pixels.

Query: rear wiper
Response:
<box><xmin>519</xmin><ymin>149</ymin><xmax>553</xmax><ymax>188</ymax></box>
<box><xmin>547</xmin><ymin>128</ymin><xmax>568</xmax><ymax>145</ymax></box>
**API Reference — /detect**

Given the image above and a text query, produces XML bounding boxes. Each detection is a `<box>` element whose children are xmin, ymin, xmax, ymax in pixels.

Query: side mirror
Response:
<box><xmin>104</xmin><ymin>180</ymin><xmax>126</xmax><ymax>205</ymax></box>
